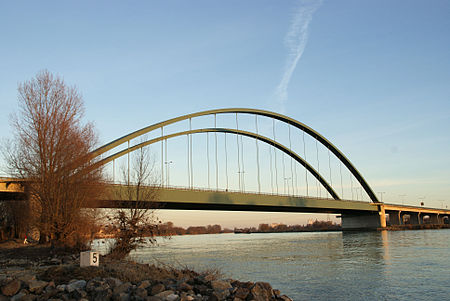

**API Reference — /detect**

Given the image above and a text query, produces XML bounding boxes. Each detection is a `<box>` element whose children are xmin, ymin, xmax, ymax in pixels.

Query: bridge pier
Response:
<box><xmin>341</xmin><ymin>212</ymin><xmax>386</xmax><ymax>230</ymax></box>
<box><xmin>388</xmin><ymin>211</ymin><xmax>401</xmax><ymax>225</ymax></box>
<box><xmin>409</xmin><ymin>212</ymin><xmax>422</xmax><ymax>225</ymax></box>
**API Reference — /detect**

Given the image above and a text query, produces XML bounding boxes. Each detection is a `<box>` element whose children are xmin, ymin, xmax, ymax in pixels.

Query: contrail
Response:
<box><xmin>275</xmin><ymin>0</ymin><xmax>322</xmax><ymax>111</ymax></box>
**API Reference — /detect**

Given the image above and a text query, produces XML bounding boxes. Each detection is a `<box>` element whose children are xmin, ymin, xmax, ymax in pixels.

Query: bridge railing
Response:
<box><xmin>103</xmin><ymin>180</ymin><xmax>374</xmax><ymax>205</ymax></box>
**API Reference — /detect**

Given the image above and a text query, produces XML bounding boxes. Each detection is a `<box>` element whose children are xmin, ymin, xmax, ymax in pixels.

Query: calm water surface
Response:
<box><xmin>93</xmin><ymin>230</ymin><xmax>450</xmax><ymax>300</ymax></box>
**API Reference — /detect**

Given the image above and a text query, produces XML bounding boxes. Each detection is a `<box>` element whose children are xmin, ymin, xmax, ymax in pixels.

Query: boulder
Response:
<box><xmin>233</xmin><ymin>287</ymin><xmax>249</xmax><ymax>300</ymax></box>
<box><xmin>27</xmin><ymin>280</ymin><xmax>48</xmax><ymax>293</ymax></box>
<box><xmin>210</xmin><ymin>280</ymin><xmax>231</xmax><ymax>291</ymax></box>
<box><xmin>165</xmin><ymin>294</ymin><xmax>179</xmax><ymax>301</ymax></box>
<box><xmin>151</xmin><ymin>283</ymin><xmax>166</xmax><ymax>295</ymax></box>
<box><xmin>1</xmin><ymin>279</ymin><xmax>22</xmax><ymax>296</ymax></box>
<box><xmin>178</xmin><ymin>282</ymin><xmax>193</xmax><ymax>292</ymax></box>
<box><xmin>66</xmin><ymin>280</ymin><xmax>86</xmax><ymax>293</ymax></box>
<box><xmin>249</xmin><ymin>282</ymin><xmax>273</xmax><ymax>301</ymax></box>
<box><xmin>138</xmin><ymin>280</ymin><xmax>152</xmax><ymax>289</ymax></box>
<box><xmin>155</xmin><ymin>290</ymin><xmax>175</xmax><ymax>299</ymax></box>
<box><xmin>10</xmin><ymin>291</ymin><xmax>27</xmax><ymax>301</ymax></box>
<box><xmin>135</xmin><ymin>287</ymin><xmax>148</xmax><ymax>298</ymax></box>
<box><xmin>113</xmin><ymin>282</ymin><xmax>132</xmax><ymax>295</ymax></box>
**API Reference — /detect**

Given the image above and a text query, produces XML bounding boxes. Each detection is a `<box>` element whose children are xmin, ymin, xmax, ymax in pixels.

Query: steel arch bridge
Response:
<box><xmin>91</xmin><ymin>108</ymin><xmax>380</xmax><ymax>204</ymax></box>
<box><xmin>3</xmin><ymin>108</ymin><xmax>450</xmax><ymax>229</ymax></box>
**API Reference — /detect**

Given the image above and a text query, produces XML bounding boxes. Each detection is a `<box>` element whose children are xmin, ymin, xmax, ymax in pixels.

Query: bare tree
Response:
<box><xmin>3</xmin><ymin>70</ymin><xmax>104</xmax><ymax>248</ymax></box>
<box><xmin>107</xmin><ymin>145</ymin><xmax>161</xmax><ymax>259</ymax></box>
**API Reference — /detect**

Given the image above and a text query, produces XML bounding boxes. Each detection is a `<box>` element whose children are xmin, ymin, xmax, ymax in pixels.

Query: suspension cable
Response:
<box><xmin>328</xmin><ymin>147</ymin><xmax>333</xmax><ymax>188</ymax></box>
<box><xmin>303</xmin><ymin>130</ymin><xmax>308</xmax><ymax>196</ymax></box>
<box><xmin>255</xmin><ymin>115</ymin><xmax>261</xmax><ymax>193</ymax></box>
<box><xmin>187</xmin><ymin>126</ymin><xmax>190</xmax><ymax>188</ymax></box>
<box><xmin>269</xmin><ymin>138</ymin><xmax>274</xmax><ymax>193</ymax></box>
<box><xmin>316</xmin><ymin>138</ymin><xmax>321</xmax><ymax>198</ymax></box>
<box><xmin>350</xmin><ymin>173</ymin><xmax>354</xmax><ymax>200</ymax></box>
<box><xmin>190</xmin><ymin>118</ymin><xmax>193</xmax><ymax>188</ymax></box>
<box><xmin>288</xmin><ymin>125</ymin><xmax>294</xmax><ymax>195</ymax></box>
<box><xmin>207</xmin><ymin>132</ymin><xmax>210</xmax><ymax>189</ymax></box>
<box><xmin>236</xmin><ymin>113</ymin><xmax>241</xmax><ymax>191</ymax></box>
<box><xmin>113</xmin><ymin>159</ymin><xmax>115</xmax><ymax>183</ymax></box>
<box><xmin>214</xmin><ymin>114</ymin><xmax>218</xmax><ymax>190</ymax></box>
<box><xmin>240</xmin><ymin>134</ymin><xmax>245</xmax><ymax>191</ymax></box>
<box><xmin>225</xmin><ymin>133</ymin><xmax>229</xmax><ymax>190</ymax></box>
<box><xmin>339</xmin><ymin>159</ymin><xmax>344</xmax><ymax>198</ymax></box>
<box><xmin>161</xmin><ymin>127</ymin><xmax>164</xmax><ymax>186</ymax></box>
<box><xmin>273</xmin><ymin>119</ymin><xmax>279</xmax><ymax>194</ymax></box>
<box><xmin>282</xmin><ymin>151</ymin><xmax>287</xmax><ymax>194</ymax></box>
<box><xmin>165</xmin><ymin>137</ymin><xmax>168</xmax><ymax>186</ymax></box>
<box><xmin>128</xmin><ymin>140</ymin><xmax>130</xmax><ymax>186</ymax></box>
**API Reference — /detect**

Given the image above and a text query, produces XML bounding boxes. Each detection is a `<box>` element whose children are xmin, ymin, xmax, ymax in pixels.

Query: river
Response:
<box><xmin>92</xmin><ymin>229</ymin><xmax>450</xmax><ymax>300</ymax></box>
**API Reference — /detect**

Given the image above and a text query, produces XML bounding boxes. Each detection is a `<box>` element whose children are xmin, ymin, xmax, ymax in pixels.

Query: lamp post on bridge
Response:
<box><xmin>284</xmin><ymin>177</ymin><xmax>291</xmax><ymax>195</ymax></box>
<box><xmin>165</xmin><ymin>161</ymin><xmax>173</xmax><ymax>187</ymax></box>
<box><xmin>399</xmin><ymin>194</ymin><xmax>406</xmax><ymax>205</ymax></box>
<box><xmin>378</xmin><ymin>192</ymin><xmax>386</xmax><ymax>203</ymax></box>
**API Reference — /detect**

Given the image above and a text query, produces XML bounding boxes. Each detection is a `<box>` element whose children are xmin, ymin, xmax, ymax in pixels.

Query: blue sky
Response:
<box><xmin>1</xmin><ymin>0</ymin><xmax>449</xmax><ymax>227</ymax></box>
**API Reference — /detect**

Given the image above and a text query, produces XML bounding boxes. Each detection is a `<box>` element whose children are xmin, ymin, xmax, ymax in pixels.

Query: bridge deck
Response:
<box><xmin>96</xmin><ymin>186</ymin><xmax>378</xmax><ymax>214</ymax></box>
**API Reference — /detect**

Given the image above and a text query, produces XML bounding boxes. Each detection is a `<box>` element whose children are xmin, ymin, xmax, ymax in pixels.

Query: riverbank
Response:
<box><xmin>0</xmin><ymin>241</ymin><xmax>292</xmax><ymax>301</ymax></box>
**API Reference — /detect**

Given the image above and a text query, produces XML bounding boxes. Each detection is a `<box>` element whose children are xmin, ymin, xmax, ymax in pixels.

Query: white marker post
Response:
<box><xmin>80</xmin><ymin>251</ymin><xmax>99</xmax><ymax>267</ymax></box>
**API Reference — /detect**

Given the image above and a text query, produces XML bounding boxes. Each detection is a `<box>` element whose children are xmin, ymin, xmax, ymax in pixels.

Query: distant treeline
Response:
<box><xmin>97</xmin><ymin>220</ymin><xmax>341</xmax><ymax>238</ymax></box>
<box><xmin>236</xmin><ymin>220</ymin><xmax>342</xmax><ymax>234</ymax></box>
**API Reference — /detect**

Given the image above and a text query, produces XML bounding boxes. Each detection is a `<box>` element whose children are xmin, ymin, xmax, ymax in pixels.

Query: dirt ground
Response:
<box><xmin>0</xmin><ymin>239</ymin><xmax>73</xmax><ymax>263</ymax></box>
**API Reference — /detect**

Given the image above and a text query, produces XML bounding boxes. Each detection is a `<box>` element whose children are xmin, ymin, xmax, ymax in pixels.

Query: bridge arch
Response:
<box><xmin>92</xmin><ymin>128</ymin><xmax>340</xmax><ymax>199</ymax></box>
<box><xmin>91</xmin><ymin>108</ymin><xmax>379</xmax><ymax>203</ymax></box>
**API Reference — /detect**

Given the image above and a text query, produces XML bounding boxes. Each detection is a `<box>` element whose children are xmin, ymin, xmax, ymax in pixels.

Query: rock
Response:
<box><xmin>27</xmin><ymin>280</ymin><xmax>48</xmax><ymax>293</ymax></box>
<box><xmin>234</xmin><ymin>287</ymin><xmax>249</xmax><ymax>300</ymax></box>
<box><xmin>178</xmin><ymin>282</ymin><xmax>193</xmax><ymax>292</ymax></box>
<box><xmin>155</xmin><ymin>290</ymin><xmax>175</xmax><ymax>299</ymax></box>
<box><xmin>18</xmin><ymin>274</ymin><xmax>36</xmax><ymax>283</ymax></box>
<box><xmin>208</xmin><ymin>292</ymin><xmax>220</xmax><ymax>301</ymax></box>
<box><xmin>180</xmin><ymin>295</ymin><xmax>194</xmax><ymax>301</ymax></box>
<box><xmin>1</xmin><ymin>279</ymin><xmax>22</xmax><ymax>296</ymax></box>
<box><xmin>114</xmin><ymin>292</ymin><xmax>130</xmax><ymax>301</ymax></box>
<box><xmin>138</xmin><ymin>280</ymin><xmax>152</xmax><ymax>289</ymax></box>
<box><xmin>66</xmin><ymin>280</ymin><xmax>86</xmax><ymax>293</ymax></box>
<box><xmin>151</xmin><ymin>283</ymin><xmax>166</xmax><ymax>295</ymax></box>
<box><xmin>0</xmin><ymin>296</ymin><xmax>9</xmax><ymax>301</ymax></box>
<box><xmin>135</xmin><ymin>287</ymin><xmax>148</xmax><ymax>298</ymax></box>
<box><xmin>279</xmin><ymin>295</ymin><xmax>293</xmax><ymax>301</ymax></box>
<box><xmin>21</xmin><ymin>294</ymin><xmax>37</xmax><ymax>301</ymax></box>
<box><xmin>232</xmin><ymin>298</ymin><xmax>243</xmax><ymax>301</ymax></box>
<box><xmin>145</xmin><ymin>297</ymin><xmax>163</xmax><ymax>301</ymax></box>
<box><xmin>49</xmin><ymin>258</ymin><xmax>61</xmax><ymax>265</ymax></box>
<box><xmin>166</xmin><ymin>294</ymin><xmax>179</xmax><ymax>301</ymax></box>
<box><xmin>113</xmin><ymin>282</ymin><xmax>132</xmax><ymax>295</ymax></box>
<box><xmin>56</xmin><ymin>284</ymin><xmax>66</xmax><ymax>292</ymax></box>
<box><xmin>71</xmin><ymin>288</ymin><xmax>88</xmax><ymax>299</ymax></box>
<box><xmin>106</xmin><ymin>277</ymin><xmax>123</xmax><ymax>288</ymax></box>
<box><xmin>10</xmin><ymin>291</ymin><xmax>27</xmax><ymax>301</ymax></box>
<box><xmin>211</xmin><ymin>280</ymin><xmax>232</xmax><ymax>291</ymax></box>
<box><xmin>249</xmin><ymin>282</ymin><xmax>273</xmax><ymax>301</ymax></box>
<box><xmin>94</xmin><ymin>288</ymin><xmax>113</xmax><ymax>300</ymax></box>
<box><xmin>193</xmin><ymin>284</ymin><xmax>208</xmax><ymax>295</ymax></box>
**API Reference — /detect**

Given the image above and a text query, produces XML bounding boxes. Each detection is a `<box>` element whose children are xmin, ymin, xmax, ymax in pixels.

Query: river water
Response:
<box><xmin>93</xmin><ymin>230</ymin><xmax>450</xmax><ymax>300</ymax></box>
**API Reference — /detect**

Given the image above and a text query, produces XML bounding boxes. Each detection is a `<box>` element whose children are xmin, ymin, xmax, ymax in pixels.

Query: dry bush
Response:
<box><xmin>106</xmin><ymin>145</ymin><xmax>161</xmax><ymax>259</ymax></box>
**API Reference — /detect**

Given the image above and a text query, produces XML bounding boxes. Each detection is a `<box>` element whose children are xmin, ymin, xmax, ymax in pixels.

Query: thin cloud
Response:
<box><xmin>275</xmin><ymin>0</ymin><xmax>322</xmax><ymax>111</ymax></box>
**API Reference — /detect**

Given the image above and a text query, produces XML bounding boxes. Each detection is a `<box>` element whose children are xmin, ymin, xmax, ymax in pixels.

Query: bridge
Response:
<box><xmin>1</xmin><ymin>108</ymin><xmax>449</xmax><ymax>229</ymax></box>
